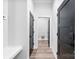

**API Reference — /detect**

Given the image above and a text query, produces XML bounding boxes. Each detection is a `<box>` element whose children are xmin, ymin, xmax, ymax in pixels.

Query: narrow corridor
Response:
<box><xmin>30</xmin><ymin>40</ymin><xmax>55</xmax><ymax>59</ymax></box>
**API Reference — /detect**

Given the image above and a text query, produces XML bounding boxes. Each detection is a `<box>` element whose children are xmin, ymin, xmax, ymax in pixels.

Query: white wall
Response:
<box><xmin>3</xmin><ymin>0</ymin><xmax>34</xmax><ymax>59</ymax></box>
<box><xmin>27</xmin><ymin>0</ymin><xmax>34</xmax><ymax>14</ymax></box>
<box><xmin>34</xmin><ymin>3</ymin><xmax>52</xmax><ymax>17</ymax></box>
<box><xmin>8</xmin><ymin>0</ymin><xmax>34</xmax><ymax>59</ymax></box>
<box><xmin>37</xmin><ymin>18</ymin><xmax>48</xmax><ymax>40</ymax></box>
<box><xmin>3</xmin><ymin>0</ymin><xmax>8</xmax><ymax>47</ymax></box>
<box><xmin>8</xmin><ymin>0</ymin><xmax>31</xmax><ymax>59</ymax></box>
<box><xmin>50</xmin><ymin>0</ymin><xmax>64</xmax><ymax>59</ymax></box>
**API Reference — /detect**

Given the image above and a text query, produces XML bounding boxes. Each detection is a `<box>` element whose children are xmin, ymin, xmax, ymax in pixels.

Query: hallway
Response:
<box><xmin>3</xmin><ymin>0</ymin><xmax>75</xmax><ymax>59</ymax></box>
<box><xmin>30</xmin><ymin>40</ymin><xmax>55</xmax><ymax>59</ymax></box>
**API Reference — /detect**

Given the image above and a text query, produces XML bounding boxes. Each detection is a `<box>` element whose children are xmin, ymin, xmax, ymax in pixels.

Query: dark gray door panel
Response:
<box><xmin>29</xmin><ymin>12</ymin><xmax>34</xmax><ymax>56</ymax></box>
<box><xmin>57</xmin><ymin>0</ymin><xmax>75</xmax><ymax>59</ymax></box>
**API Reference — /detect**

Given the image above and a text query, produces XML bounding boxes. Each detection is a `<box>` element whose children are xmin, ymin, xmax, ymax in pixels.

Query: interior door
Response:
<box><xmin>57</xmin><ymin>0</ymin><xmax>75</xmax><ymax>59</ymax></box>
<box><xmin>29</xmin><ymin>12</ymin><xmax>34</xmax><ymax>55</ymax></box>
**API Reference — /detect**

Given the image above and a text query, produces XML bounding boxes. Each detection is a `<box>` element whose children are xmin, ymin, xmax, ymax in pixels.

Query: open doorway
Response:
<box><xmin>37</xmin><ymin>17</ymin><xmax>50</xmax><ymax>47</ymax></box>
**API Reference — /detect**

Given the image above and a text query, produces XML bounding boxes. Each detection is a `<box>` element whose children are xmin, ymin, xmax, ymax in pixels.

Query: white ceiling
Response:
<box><xmin>33</xmin><ymin>0</ymin><xmax>53</xmax><ymax>4</ymax></box>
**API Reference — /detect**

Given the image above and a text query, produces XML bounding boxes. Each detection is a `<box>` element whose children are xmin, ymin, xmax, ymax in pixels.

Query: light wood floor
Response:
<box><xmin>30</xmin><ymin>40</ymin><xmax>55</xmax><ymax>59</ymax></box>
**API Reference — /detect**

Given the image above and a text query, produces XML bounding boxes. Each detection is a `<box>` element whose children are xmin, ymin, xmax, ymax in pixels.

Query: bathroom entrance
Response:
<box><xmin>37</xmin><ymin>17</ymin><xmax>50</xmax><ymax>47</ymax></box>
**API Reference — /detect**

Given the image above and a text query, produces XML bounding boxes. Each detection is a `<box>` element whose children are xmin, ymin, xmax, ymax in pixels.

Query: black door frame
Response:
<box><xmin>29</xmin><ymin>11</ymin><xmax>34</xmax><ymax>56</ymax></box>
<box><xmin>48</xmin><ymin>18</ymin><xmax>50</xmax><ymax>47</ymax></box>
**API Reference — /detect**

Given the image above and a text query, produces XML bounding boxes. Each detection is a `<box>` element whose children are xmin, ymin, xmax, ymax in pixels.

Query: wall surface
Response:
<box><xmin>34</xmin><ymin>3</ymin><xmax>52</xmax><ymax>17</ymax></box>
<box><xmin>8</xmin><ymin>0</ymin><xmax>35</xmax><ymax>59</ymax></box>
<box><xmin>8</xmin><ymin>0</ymin><xmax>29</xmax><ymax>59</ymax></box>
<box><xmin>3</xmin><ymin>0</ymin><xmax>8</xmax><ymax>47</ymax></box>
<box><xmin>50</xmin><ymin>0</ymin><xmax>64</xmax><ymax>59</ymax></box>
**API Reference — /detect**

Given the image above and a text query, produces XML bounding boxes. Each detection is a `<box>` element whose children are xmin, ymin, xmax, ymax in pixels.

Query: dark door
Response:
<box><xmin>57</xmin><ymin>0</ymin><xmax>75</xmax><ymax>59</ymax></box>
<box><xmin>29</xmin><ymin>12</ymin><xmax>34</xmax><ymax>55</ymax></box>
<box><xmin>48</xmin><ymin>19</ymin><xmax>50</xmax><ymax>47</ymax></box>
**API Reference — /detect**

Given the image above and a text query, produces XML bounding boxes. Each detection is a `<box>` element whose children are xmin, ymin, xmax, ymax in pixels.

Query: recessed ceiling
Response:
<box><xmin>34</xmin><ymin>0</ymin><xmax>53</xmax><ymax>4</ymax></box>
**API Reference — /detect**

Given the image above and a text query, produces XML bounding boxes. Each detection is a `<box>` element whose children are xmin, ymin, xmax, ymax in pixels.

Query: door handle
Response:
<box><xmin>30</xmin><ymin>35</ymin><xmax>32</xmax><ymax>38</ymax></box>
<box><xmin>33</xmin><ymin>42</ymin><xmax>34</xmax><ymax>45</ymax></box>
<box><xmin>57</xmin><ymin>33</ymin><xmax>58</xmax><ymax>36</ymax></box>
<box><xmin>57</xmin><ymin>51</ymin><xmax>60</xmax><ymax>55</ymax></box>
